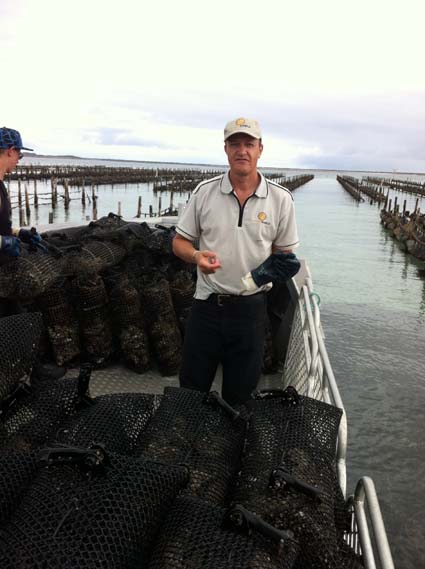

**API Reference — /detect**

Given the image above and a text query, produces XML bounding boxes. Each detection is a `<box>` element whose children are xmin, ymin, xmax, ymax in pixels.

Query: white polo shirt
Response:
<box><xmin>176</xmin><ymin>171</ymin><xmax>299</xmax><ymax>300</ymax></box>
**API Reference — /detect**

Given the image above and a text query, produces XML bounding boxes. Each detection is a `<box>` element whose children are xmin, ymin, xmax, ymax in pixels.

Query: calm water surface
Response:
<box><xmin>10</xmin><ymin>160</ymin><xmax>425</xmax><ymax>568</ymax></box>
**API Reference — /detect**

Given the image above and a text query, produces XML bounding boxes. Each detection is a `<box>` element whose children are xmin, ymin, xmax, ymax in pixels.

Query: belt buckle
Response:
<box><xmin>217</xmin><ymin>294</ymin><xmax>230</xmax><ymax>307</ymax></box>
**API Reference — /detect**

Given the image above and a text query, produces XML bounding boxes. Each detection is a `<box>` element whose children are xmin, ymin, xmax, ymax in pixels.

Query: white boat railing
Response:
<box><xmin>282</xmin><ymin>264</ymin><xmax>394</xmax><ymax>569</ymax></box>
<box><xmin>282</xmin><ymin>264</ymin><xmax>348</xmax><ymax>496</ymax></box>
<box><xmin>347</xmin><ymin>477</ymin><xmax>395</xmax><ymax>569</ymax></box>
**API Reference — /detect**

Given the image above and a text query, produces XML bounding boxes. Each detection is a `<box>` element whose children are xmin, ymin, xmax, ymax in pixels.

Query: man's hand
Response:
<box><xmin>0</xmin><ymin>235</ymin><xmax>21</xmax><ymax>257</ymax></box>
<box><xmin>194</xmin><ymin>250</ymin><xmax>222</xmax><ymax>274</ymax></box>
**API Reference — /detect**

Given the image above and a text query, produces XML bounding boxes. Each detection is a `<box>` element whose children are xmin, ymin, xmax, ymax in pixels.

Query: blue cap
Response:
<box><xmin>0</xmin><ymin>127</ymin><xmax>33</xmax><ymax>151</ymax></box>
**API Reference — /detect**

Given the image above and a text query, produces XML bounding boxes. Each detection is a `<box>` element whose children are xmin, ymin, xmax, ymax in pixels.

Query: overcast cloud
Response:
<box><xmin>1</xmin><ymin>0</ymin><xmax>424</xmax><ymax>172</ymax></box>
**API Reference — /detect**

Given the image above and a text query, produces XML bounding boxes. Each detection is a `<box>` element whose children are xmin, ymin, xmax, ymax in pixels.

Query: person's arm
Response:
<box><xmin>172</xmin><ymin>234</ymin><xmax>221</xmax><ymax>275</ymax></box>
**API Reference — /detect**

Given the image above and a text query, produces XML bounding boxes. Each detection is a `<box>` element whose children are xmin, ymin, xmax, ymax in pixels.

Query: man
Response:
<box><xmin>172</xmin><ymin>117</ymin><xmax>300</xmax><ymax>405</ymax></box>
<box><xmin>0</xmin><ymin>126</ymin><xmax>41</xmax><ymax>265</ymax></box>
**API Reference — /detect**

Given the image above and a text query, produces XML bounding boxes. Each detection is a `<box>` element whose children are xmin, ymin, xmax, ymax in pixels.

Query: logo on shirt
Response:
<box><xmin>257</xmin><ymin>212</ymin><xmax>267</xmax><ymax>222</ymax></box>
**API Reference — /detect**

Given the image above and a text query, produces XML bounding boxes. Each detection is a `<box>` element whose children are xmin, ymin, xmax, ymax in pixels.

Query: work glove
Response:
<box><xmin>0</xmin><ymin>235</ymin><xmax>21</xmax><ymax>257</ymax></box>
<box><xmin>19</xmin><ymin>228</ymin><xmax>42</xmax><ymax>245</ymax></box>
<box><xmin>242</xmin><ymin>251</ymin><xmax>301</xmax><ymax>291</ymax></box>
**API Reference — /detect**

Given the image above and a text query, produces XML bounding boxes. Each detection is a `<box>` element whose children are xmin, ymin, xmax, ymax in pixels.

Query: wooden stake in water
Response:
<box><xmin>93</xmin><ymin>195</ymin><xmax>98</xmax><ymax>221</ymax></box>
<box><xmin>158</xmin><ymin>196</ymin><xmax>162</xmax><ymax>216</ymax></box>
<box><xmin>18</xmin><ymin>179</ymin><xmax>22</xmax><ymax>209</ymax></box>
<box><xmin>25</xmin><ymin>183</ymin><xmax>31</xmax><ymax>220</ymax></box>
<box><xmin>34</xmin><ymin>179</ymin><xmax>38</xmax><ymax>208</ymax></box>
<box><xmin>118</xmin><ymin>201</ymin><xmax>122</xmax><ymax>216</ymax></box>
<box><xmin>64</xmin><ymin>179</ymin><xmax>70</xmax><ymax>210</ymax></box>
<box><xmin>136</xmin><ymin>196</ymin><xmax>142</xmax><ymax>218</ymax></box>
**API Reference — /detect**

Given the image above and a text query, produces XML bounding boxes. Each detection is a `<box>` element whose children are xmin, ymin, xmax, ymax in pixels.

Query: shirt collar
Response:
<box><xmin>220</xmin><ymin>171</ymin><xmax>267</xmax><ymax>198</ymax></box>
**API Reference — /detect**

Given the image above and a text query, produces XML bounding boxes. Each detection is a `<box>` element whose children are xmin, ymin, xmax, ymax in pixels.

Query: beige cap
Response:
<box><xmin>224</xmin><ymin>117</ymin><xmax>262</xmax><ymax>141</ymax></box>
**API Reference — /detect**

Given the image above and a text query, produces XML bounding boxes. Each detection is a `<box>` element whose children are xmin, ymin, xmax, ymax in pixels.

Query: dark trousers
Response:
<box><xmin>179</xmin><ymin>293</ymin><xmax>266</xmax><ymax>406</ymax></box>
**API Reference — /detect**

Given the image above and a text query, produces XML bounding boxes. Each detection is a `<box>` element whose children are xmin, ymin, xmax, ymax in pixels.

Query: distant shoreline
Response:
<box><xmin>22</xmin><ymin>153</ymin><xmax>425</xmax><ymax>177</ymax></box>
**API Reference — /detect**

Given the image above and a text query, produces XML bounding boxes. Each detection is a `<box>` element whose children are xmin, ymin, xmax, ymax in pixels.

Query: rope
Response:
<box><xmin>309</xmin><ymin>292</ymin><xmax>321</xmax><ymax>306</ymax></box>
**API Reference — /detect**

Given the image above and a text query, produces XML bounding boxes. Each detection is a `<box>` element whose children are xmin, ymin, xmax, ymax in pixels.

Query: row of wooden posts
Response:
<box><xmin>7</xmin><ymin>167</ymin><xmax>315</xmax><ymax>226</ymax></box>
<box><xmin>336</xmin><ymin>175</ymin><xmax>387</xmax><ymax>203</ymax></box>
<box><xmin>7</xmin><ymin>177</ymin><xmax>178</xmax><ymax>227</ymax></box>
<box><xmin>380</xmin><ymin>196</ymin><xmax>425</xmax><ymax>261</ymax></box>
<box><xmin>337</xmin><ymin>174</ymin><xmax>425</xmax><ymax>261</ymax></box>
<box><xmin>364</xmin><ymin>176</ymin><xmax>425</xmax><ymax>198</ymax></box>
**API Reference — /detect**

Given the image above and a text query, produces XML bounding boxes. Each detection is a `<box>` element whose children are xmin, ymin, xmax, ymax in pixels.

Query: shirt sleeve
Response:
<box><xmin>274</xmin><ymin>196</ymin><xmax>300</xmax><ymax>250</ymax></box>
<box><xmin>175</xmin><ymin>187</ymin><xmax>201</xmax><ymax>241</ymax></box>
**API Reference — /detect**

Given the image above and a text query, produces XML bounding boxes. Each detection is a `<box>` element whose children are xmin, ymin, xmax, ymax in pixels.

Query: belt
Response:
<box><xmin>205</xmin><ymin>291</ymin><xmax>265</xmax><ymax>307</ymax></box>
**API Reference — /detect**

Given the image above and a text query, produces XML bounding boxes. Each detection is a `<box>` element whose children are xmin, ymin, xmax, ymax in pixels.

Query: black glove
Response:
<box><xmin>248</xmin><ymin>252</ymin><xmax>300</xmax><ymax>288</ymax></box>
<box><xmin>19</xmin><ymin>228</ymin><xmax>42</xmax><ymax>245</ymax></box>
<box><xmin>0</xmin><ymin>235</ymin><xmax>21</xmax><ymax>257</ymax></box>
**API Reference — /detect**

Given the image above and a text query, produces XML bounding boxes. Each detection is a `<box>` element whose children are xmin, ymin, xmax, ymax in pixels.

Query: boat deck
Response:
<box><xmin>66</xmin><ymin>364</ymin><xmax>283</xmax><ymax>398</ymax></box>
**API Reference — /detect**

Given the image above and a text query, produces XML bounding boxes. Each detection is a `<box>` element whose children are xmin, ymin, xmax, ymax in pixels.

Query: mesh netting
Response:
<box><xmin>80</xmin><ymin>239</ymin><xmax>127</xmax><ymax>271</ymax></box>
<box><xmin>57</xmin><ymin>392</ymin><xmax>161</xmax><ymax>455</ymax></box>
<box><xmin>0</xmin><ymin>250</ymin><xmax>62</xmax><ymax>300</ymax></box>
<box><xmin>39</xmin><ymin>280</ymin><xmax>80</xmax><ymax>365</ymax></box>
<box><xmin>147</xmin><ymin>495</ymin><xmax>299</xmax><ymax>569</ymax></box>
<box><xmin>282</xmin><ymin>300</ymin><xmax>310</xmax><ymax>394</ymax></box>
<box><xmin>137</xmin><ymin>386</ymin><xmax>248</xmax><ymax>504</ymax></box>
<box><xmin>140</xmin><ymin>278</ymin><xmax>182</xmax><ymax>375</ymax></box>
<box><xmin>0</xmin><ymin>262</ymin><xmax>15</xmax><ymax>297</ymax></box>
<box><xmin>0</xmin><ymin>451</ymin><xmax>189</xmax><ymax>569</ymax></box>
<box><xmin>0</xmin><ymin>312</ymin><xmax>43</xmax><ymax>402</ymax></box>
<box><xmin>146</xmin><ymin>225</ymin><xmax>176</xmax><ymax>254</ymax></box>
<box><xmin>1</xmin><ymin>373</ymin><xmax>92</xmax><ymax>449</ymax></box>
<box><xmin>87</xmin><ymin>213</ymin><xmax>128</xmax><ymax>233</ymax></box>
<box><xmin>0</xmin><ymin>449</ymin><xmax>39</xmax><ymax>525</ymax></box>
<box><xmin>169</xmin><ymin>270</ymin><xmax>195</xmax><ymax>336</ymax></box>
<box><xmin>105</xmin><ymin>273</ymin><xmax>151</xmax><ymax>372</ymax></box>
<box><xmin>90</xmin><ymin>221</ymin><xmax>154</xmax><ymax>253</ymax></box>
<box><xmin>75</xmin><ymin>274</ymin><xmax>113</xmax><ymax>367</ymax></box>
<box><xmin>230</xmin><ymin>388</ymin><xmax>352</xmax><ymax>568</ymax></box>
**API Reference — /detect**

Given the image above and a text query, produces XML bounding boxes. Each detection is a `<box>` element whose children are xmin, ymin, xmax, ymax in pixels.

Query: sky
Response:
<box><xmin>1</xmin><ymin>0</ymin><xmax>424</xmax><ymax>172</ymax></box>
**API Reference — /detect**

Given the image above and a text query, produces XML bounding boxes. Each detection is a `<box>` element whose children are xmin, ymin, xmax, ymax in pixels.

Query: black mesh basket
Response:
<box><xmin>75</xmin><ymin>275</ymin><xmax>113</xmax><ymax>367</ymax></box>
<box><xmin>0</xmin><ymin>448</ymin><xmax>39</xmax><ymax>525</ymax></box>
<box><xmin>91</xmin><ymin>221</ymin><xmax>153</xmax><ymax>252</ymax></box>
<box><xmin>0</xmin><ymin>312</ymin><xmax>43</xmax><ymax>402</ymax></box>
<box><xmin>147</xmin><ymin>495</ymin><xmax>299</xmax><ymax>569</ymax></box>
<box><xmin>39</xmin><ymin>280</ymin><xmax>80</xmax><ymax>365</ymax></box>
<box><xmin>57</xmin><ymin>392</ymin><xmax>161</xmax><ymax>455</ymax></box>
<box><xmin>169</xmin><ymin>270</ymin><xmax>195</xmax><ymax>336</ymax></box>
<box><xmin>139</xmin><ymin>278</ymin><xmax>182</xmax><ymax>376</ymax></box>
<box><xmin>1</xmin><ymin>370</ymin><xmax>92</xmax><ymax>449</ymax></box>
<box><xmin>105</xmin><ymin>274</ymin><xmax>151</xmax><ymax>373</ymax></box>
<box><xmin>12</xmin><ymin>249</ymin><xmax>63</xmax><ymax>299</ymax></box>
<box><xmin>0</xmin><ymin>449</ymin><xmax>189</xmax><ymax>569</ymax></box>
<box><xmin>137</xmin><ymin>387</ymin><xmax>248</xmax><ymax>505</ymax></box>
<box><xmin>231</xmin><ymin>388</ymin><xmax>353</xmax><ymax>569</ymax></box>
<box><xmin>80</xmin><ymin>239</ymin><xmax>127</xmax><ymax>271</ymax></box>
<box><xmin>146</xmin><ymin>225</ymin><xmax>176</xmax><ymax>254</ymax></box>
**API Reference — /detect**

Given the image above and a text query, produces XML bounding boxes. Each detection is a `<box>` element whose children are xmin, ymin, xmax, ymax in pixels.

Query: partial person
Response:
<box><xmin>0</xmin><ymin>126</ymin><xmax>42</xmax><ymax>268</ymax></box>
<box><xmin>172</xmin><ymin>117</ymin><xmax>300</xmax><ymax>405</ymax></box>
<box><xmin>0</xmin><ymin>127</ymin><xmax>64</xmax><ymax>380</ymax></box>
